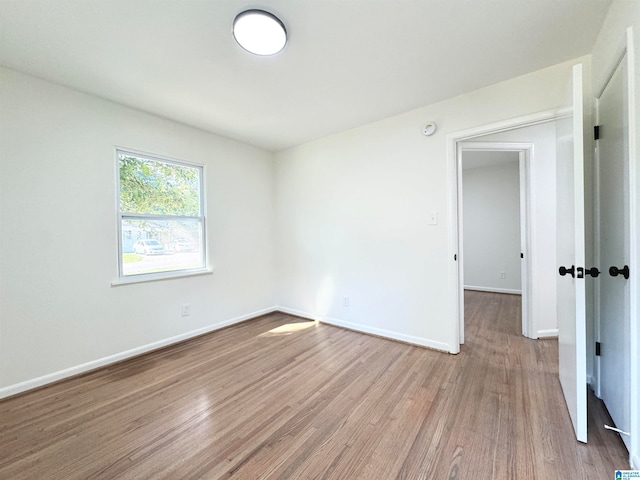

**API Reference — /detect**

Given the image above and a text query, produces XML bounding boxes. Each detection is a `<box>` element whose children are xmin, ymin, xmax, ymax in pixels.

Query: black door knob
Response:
<box><xmin>585</xmin><ymin>267</ymin><xmax>600</xmax><ymax>277</ymax></box>
<box><xmin>559</xmin><ymin>265</ymin><xmax>575</xmax><ymax>278</ymax></box>
<box><xmin>609</xmin><ymin>265</ymin><xmax>630</xmax><ymax>279</ymax></box>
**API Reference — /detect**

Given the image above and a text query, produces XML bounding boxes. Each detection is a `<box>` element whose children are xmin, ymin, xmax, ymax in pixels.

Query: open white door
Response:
<box><xmin>556</xmin><ymin>64</ymin><xmax>587</xmax><ymax>443</ymax></box>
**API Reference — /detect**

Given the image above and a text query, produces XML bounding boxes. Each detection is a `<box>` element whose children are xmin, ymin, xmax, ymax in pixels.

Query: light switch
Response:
<box><xmin>429</xmin><ymin>212</ymin><xmax>438</xmax><ymax>225</ymax></box>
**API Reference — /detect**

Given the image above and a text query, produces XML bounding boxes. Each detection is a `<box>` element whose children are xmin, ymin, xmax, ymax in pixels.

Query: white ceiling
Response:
<box><xmin>0</xmin><ymin>0</ymin><xmax>611</xmax><ymax>152</ymax></box>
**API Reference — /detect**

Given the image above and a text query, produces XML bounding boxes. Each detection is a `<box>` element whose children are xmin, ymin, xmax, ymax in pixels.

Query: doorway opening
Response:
<box><xmin>446</xmin><ymin>108</ymin><xmax>572</xmax><ymax>354</ymax></box>
<box><xmin>457</xmin><ymin>142</ymin><xmax>532</xmax><ymax>343</ymax></box>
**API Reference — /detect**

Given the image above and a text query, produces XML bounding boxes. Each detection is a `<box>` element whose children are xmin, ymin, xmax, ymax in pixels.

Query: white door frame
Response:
<box><xmin>457</xmin><ymin>142</ymin><xmax>532</xmax><ymax>343</ymax></box>
<box><xmin>446</xmin><ymin>107</ymin><xmax>572</xmax><ymax>353</ymax></box>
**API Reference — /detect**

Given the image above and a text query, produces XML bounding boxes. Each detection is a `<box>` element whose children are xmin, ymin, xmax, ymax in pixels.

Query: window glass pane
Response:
<box><xmin>121</xmin><ymin>218</ymin><xmax>204</xmax><ymax>276</ymax></box>
<box><xmin>118</xmin><ymin>153</ymin><xmax>201</xmax><ymax>216</ymax></box>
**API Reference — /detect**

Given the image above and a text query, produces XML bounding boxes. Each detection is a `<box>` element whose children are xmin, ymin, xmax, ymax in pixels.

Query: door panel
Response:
<box><xmin>556</xmin><ymin>64</ymin><xmax>587</xmax><ymax>443</ymax></box>
<box><xmin>598</xmin><ymin>55</ymin><xmax>631</xmax><ymax>451</ymax></box>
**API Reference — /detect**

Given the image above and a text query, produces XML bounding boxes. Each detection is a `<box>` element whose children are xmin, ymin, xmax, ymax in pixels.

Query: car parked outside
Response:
<box><xmin>165</xmin><ymin>238</ymin><xmax>197</xmax><ymax>253</ymax></box>
<box><xmin>133</xmin><ymin>239</ymin><xmax>165</xmax><ymax>255</ymax></box>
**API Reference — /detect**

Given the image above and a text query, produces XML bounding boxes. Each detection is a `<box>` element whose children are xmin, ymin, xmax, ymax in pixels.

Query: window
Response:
<box><xmin>116</xmin><ymin>149</ymin><xmax>206</xmax><ymax>280</ymax></box>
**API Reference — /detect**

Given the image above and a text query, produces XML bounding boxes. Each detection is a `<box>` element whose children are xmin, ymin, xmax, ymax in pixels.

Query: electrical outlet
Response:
<box><xmin>181</xmin><ymin>304</ymin><xmax>191</xmax><ymax>316</ymax></box>
<box><xmin>343</xmin><ymin>296</ymin><xmax>350</xmax><ymax>307</ymax></box>
<box><xmin>499</xmin><ymin>271</ymin><xmax>506</xmax><ymax>279</ymax></box>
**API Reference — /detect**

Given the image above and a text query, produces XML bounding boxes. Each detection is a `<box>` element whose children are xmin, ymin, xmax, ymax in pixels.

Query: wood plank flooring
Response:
<box><xmin>0</xmin><ymin>291</ymin><xmax>630</xmax><ymax>479</ymax></box>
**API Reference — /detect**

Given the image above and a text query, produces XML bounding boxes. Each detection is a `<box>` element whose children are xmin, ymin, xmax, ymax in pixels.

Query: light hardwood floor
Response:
<box><xmin>0</xmin><ymin>291</ymin><xmax>629</xmax><ymax>479</ymax></box>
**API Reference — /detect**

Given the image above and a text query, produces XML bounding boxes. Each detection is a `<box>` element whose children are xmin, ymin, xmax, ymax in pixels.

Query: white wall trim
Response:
<box><xmin>464</xmin><ymin>286</ymin><xmax>522</xmax><ymax>295</ymax></box>
<box><xmin>277</xmin><ymin>306</ymin><xmax>451</xmax><ymax>353</ymax></box>
<box><xmin>449</xmin><ymin>108</ymin><xmax>572</xmax><ymax>143</ymax></box>
<box><xmin>586</xmin><ymin>374</ymin><xmax>593</xmax><ymax>388</ymax></box>
<box><xmin>626</xmin><ymin>25</ymin><xmax>639</xmax><ymax>474</ymax></box>
<box><xmin>111</xmin><ymin>267</ymin><xmax>214</xmax><ymax>286</ymax></box>
<box><xmin>0</xmin><ymin>306</ymin><xmax>278</xmax><ymax>399</ymax></box>
<box><xmin>537</xmin><ymin>328</ymin><xmax>559</xmax><ymax>338</ymax></box>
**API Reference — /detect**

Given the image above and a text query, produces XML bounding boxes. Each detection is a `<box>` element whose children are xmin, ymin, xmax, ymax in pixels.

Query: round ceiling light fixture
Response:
<box><xmin>233</xmin><ymin>9</ymin><xmax>287</xmax><ymax>56</ymax></box>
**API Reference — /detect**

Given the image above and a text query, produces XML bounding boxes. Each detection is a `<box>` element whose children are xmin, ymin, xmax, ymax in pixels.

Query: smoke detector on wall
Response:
<box><xmin>422</xmin><ymin>122</ymin><xmax>437</xmax><ymax>136</ymax></box>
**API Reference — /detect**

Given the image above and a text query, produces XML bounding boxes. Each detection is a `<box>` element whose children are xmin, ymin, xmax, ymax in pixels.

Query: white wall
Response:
<box><xmin>274</xmin><ymin>57</ymin><xmax>587</xmax><ymax>352</ymax></box>
<box><xmin>590</xmin><ymin>0</ymin><xmax>640</xmax><ymax>469</ymax></box>
<box><xmin>0</xmin><ymin>68</ymin><xmax>277</xmax><ymax>395</ymax></box>
<box><xmin>0</xmin><ymin>51</ymin><xmax>602</xmax><ymax>397</ymax></box>
<box><xmin>462</xmin><ymin>158</ymin><xmax>521</xmax><ymax>294</ymax></box>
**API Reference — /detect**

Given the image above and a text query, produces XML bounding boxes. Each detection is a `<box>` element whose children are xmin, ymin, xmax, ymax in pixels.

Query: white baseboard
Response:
<box><xmin>0</xmin><ymin>306</ymin><xmax>278</xmax><ymax>399</ymax></box>
<box><xmin>586</xmin><ymin>374</ymin><xmax>593</xmax><ymax>387</ymax></box>
<box><xmin>537</xmin><ymin>328</ymin><xmax>559</xmax><ymax>338</ymax></box>
<box><xmin>464</xmin><ymin>285</ymin><xmax>522</xmax><ymax>295</ymax></box>
<box><xmin>277</xmin><ymin>306</ymin><xmax>451</xmax><ymax>353</ymax></box>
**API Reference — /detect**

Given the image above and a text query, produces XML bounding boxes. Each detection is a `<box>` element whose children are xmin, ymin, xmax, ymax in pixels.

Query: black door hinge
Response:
<box><xmin>594</xmin><ymin>125</ymin><xmax>600</xmax><ymax>140</ymax></box>
<box><xmin>595</xmin><ymin>342</ymin><xmax>601</xmax><ymax>356</ymax></box>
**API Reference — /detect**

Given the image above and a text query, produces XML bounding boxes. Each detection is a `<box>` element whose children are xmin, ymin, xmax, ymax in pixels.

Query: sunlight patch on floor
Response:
<box><xmin>259</xmin><ymin>321</ymin><xmax>317</xmax><ymax>337</ymax></box>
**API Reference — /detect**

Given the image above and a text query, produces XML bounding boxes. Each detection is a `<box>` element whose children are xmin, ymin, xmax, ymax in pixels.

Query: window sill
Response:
<box><xmin>111</xmin><ymin>268</ymin><xmax>213</xmax><ymax>287</ymax></box>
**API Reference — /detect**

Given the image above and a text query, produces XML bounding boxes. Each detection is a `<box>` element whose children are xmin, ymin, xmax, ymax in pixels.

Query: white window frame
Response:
<box><xmin>112</xmin><ymin>148</ymin><xmax>211</xmax><ymax>285</ymax></box>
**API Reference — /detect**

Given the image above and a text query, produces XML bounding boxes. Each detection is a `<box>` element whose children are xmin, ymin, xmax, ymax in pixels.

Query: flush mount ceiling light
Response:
<box><xmin>233</xmin><ymin>9</ymin><xmax>287</xmax><ymax>56</ymax></box>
